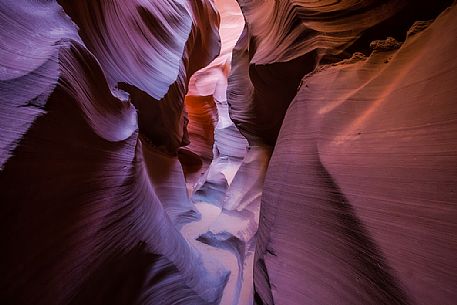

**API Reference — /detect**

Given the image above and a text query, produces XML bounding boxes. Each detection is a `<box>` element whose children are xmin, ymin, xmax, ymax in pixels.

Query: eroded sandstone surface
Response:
<box><xmin>1</xmin><ymin>1</ymin><xmax>456</xmax><ymax>304</ymax></box>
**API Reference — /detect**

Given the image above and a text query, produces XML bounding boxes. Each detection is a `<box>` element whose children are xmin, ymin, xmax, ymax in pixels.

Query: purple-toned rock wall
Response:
<box><xmin>1</xmin><ymin>0</ymin><xmax>457</xmax><ymax>304</ymax></box>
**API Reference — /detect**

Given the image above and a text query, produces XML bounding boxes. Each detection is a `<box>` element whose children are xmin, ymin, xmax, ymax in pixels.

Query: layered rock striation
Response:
<box><xmin>0</xmin><ymin>1</ymin><xmax>226</xmax><ymax>304</ymax></box>
<box><xmin>1</xmin><ymin>0</ymin><xmax>457</xmax><ymax>304</ymax></box>
<box><xmin>248</xmin><ymin>2</ymin><xmax>457</xmax><ymax>305</ymax></box>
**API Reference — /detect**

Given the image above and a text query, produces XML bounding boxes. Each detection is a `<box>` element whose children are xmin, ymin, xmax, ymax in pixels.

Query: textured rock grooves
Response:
<box><xmin>248</xmin><ymin>2</ymin><xmax>457</xmax><ymax>305</ymax></box>
<box><xmin>1</xmin><ymin>1</ymin><xmax>457</xmax><ymax>305</ymax></box>
<box><xmin>0</xmin><ymin>1</ymin><xmax>225</xmax><ymax>304</ymax></box>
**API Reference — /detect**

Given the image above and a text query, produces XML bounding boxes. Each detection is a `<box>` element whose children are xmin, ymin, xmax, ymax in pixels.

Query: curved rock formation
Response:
<box><xmin>59</xmin><ymin>0</ymin><xmax>220</xmax><ymax>153</ymax></box>
<box><xmin>254</xmin><ymin>4</ymin><xmax>457</xmax><ymax>305</ymax></box>
<box><xmin>228</xmin><ymin>0</ymin><xmax>454</xmax><ymax>146</ymax></box>
<box><xmin>2</xmin><ymin>0</ymin><xmax>457</xmax><ymax>304</ymax></box>
<box><xmin>0</xmin><ymin>0</ymin><xmax>226</xmax><ymax>304</ymax></box>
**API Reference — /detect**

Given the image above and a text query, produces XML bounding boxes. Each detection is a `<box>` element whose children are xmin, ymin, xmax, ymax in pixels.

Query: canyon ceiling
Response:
<box><xmin>1</xmin><ymin>0</ymin><xmax>456</xmax><ymax>305</ymax></box>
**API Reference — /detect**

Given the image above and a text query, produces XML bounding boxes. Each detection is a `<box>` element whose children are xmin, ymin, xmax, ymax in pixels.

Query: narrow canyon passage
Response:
<box><xmin>179</xmin><ymin>2</ymin><xmax>269</xmax><ymax>303</ymax></box>
<box><xmin>1</xmin><ymin>1</ymin><xmax>457</xmax><ymax>305</ymax></box>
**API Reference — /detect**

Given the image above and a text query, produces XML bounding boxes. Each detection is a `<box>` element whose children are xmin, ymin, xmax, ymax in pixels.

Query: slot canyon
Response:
<box><xmin>1</xmin><ymin>0</ymin><xmax>457</xmax><ymax>304</ymax></box>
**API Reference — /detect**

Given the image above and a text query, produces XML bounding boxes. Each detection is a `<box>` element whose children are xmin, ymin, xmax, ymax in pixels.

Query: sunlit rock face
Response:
<box><xmin>248</xmin><ymin>2</ymin><xmax>457</xmax><ymax>305</ymax></box>
<box><xmin>228</xmin><ymin>0</ymin><xmax>454</xmax><ymax>146</ymax></box>
<box><xmin>1</xmin><ymin>0</ymin><xmax>457</xmax><ymax>304</ymax></box>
